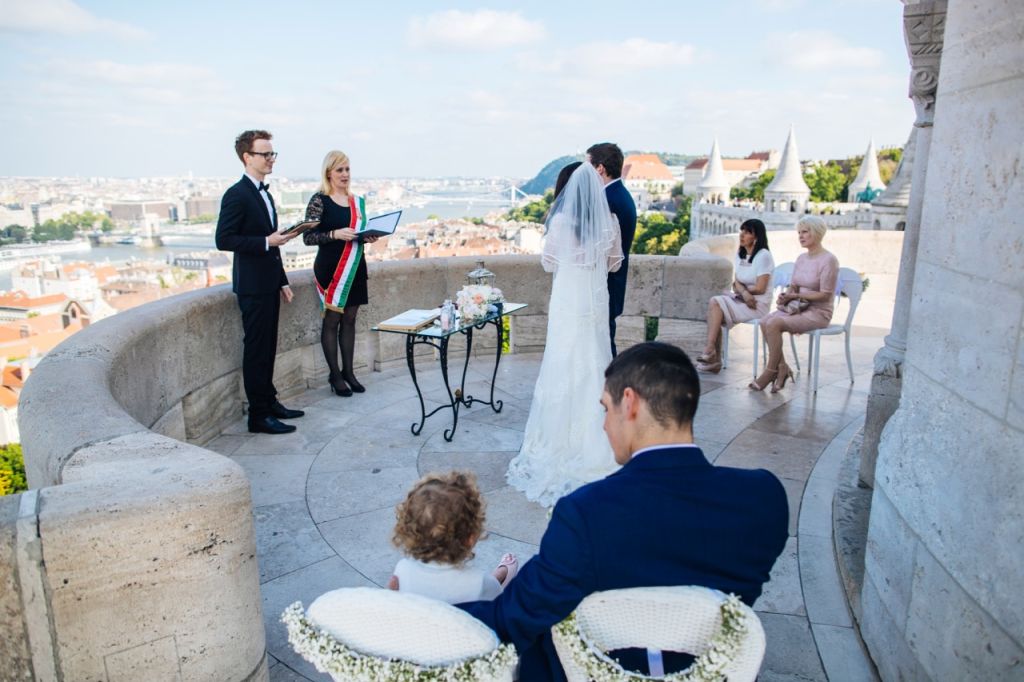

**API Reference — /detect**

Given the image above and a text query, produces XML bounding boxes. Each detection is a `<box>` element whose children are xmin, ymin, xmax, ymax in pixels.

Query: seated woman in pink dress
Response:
<box><xmin>697</xmin><ymin>218</ymin><xmax>774</xmax><ymax>373</ymax></box>
<box><xmin>752</xmin><ymin>216</ymin><xmax>839</xmax><ymax>392</ymax></box>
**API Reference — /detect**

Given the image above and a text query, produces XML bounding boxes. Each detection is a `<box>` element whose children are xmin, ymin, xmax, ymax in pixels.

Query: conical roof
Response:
<box><xmin>848</xmin><ymin>139</ymin><xmax>886</xmax><ymax>200</ymax></box>
<box><xmin>873</xmin><ymin>128</ymin><xmax>914</xmax><ymax>207</ymax></box>
<box><xmin>698</xmin><ymin>138</ymin><xmax>729</xmax><ymax>192</ymax></box>
<box><xmin>765</xmin><ymin>126</ymin><xmax>810</xmax><ymax>196</ymax></box>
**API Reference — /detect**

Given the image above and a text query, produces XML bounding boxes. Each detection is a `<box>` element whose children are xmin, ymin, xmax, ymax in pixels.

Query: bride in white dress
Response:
<box><xmin>506</xmin><ymin>162</ymin><xmax>624</xmax><ymax>507</ymax></box>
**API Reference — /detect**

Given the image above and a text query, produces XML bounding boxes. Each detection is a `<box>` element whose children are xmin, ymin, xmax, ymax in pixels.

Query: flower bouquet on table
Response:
<box><xmin>456</xmin><ymin>284</ymin><xmax>505</xmax><ymax>323</ymax></box>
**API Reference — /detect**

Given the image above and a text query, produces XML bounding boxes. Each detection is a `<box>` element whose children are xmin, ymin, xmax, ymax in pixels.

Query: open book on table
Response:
<box><xmin>377</xmin><ymin>308</ymin><xmax>441</xmax><ymax>332</ymax></box>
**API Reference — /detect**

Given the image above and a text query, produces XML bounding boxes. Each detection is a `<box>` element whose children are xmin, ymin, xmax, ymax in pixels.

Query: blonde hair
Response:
<box><xmin>392</xmin><ymin>471</ymin><xmax>486</xmax><ymax>566</ymax></box>
<box><xmin>318</xmin><ymin>150</ymin><xmax>350</xmax><ymax>195</ymax></box>
<box><xmin>796</xmin><ymin>215</ymin><xmax>827</xmax><ymax>242</ymax></box>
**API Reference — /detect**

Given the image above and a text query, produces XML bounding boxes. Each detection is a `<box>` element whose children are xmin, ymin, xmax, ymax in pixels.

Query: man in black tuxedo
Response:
<box><xmin>588</xmin><ymin>142</ymin><xmax>637</xmax><ymax>356</ymax></box>
<box><xmin>216</xmin><ymin>129</ymin><xmax>305</xmax><ymax>435</ymax></box>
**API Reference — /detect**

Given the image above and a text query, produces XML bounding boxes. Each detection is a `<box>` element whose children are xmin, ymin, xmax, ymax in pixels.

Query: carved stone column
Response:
<box><xmin>859</xmin><ymin>0</ymin><xmax>946</xmax><ymax>486</ymax></box>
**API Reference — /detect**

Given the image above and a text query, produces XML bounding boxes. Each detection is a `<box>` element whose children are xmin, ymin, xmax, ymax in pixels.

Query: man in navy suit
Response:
<box><xmin>216</xmin><ymin>130</ymin><xmax>305</xmax><ymax>435</ymax></box>
<box><xmin>461</xmin><ymin>342</ymin><xmax>788</xmax><ymax>680</ymax></box>
<box><xmin>587</xmin><ymin>142</ymin><xmax>637</xmax><ymax>356</ymax></box>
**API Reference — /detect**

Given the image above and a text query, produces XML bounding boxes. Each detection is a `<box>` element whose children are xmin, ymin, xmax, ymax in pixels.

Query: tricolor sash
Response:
<box><xmin>317</xmin><ymin>195</ymin><xmax>366</xmax><ymax>312</ymax></box>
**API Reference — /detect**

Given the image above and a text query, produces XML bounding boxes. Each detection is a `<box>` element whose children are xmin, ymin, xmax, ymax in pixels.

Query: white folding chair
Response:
<box><xmin>283</xmin><ymin>588</ymin><xmax>517</xmax><ymax>682</ymax></box>
<box><xmin>552</xmin><ymin>586</ymin><xmax>766</xmax><ymax>682</ymax></box>
<box><xmin>797</xmin><ymin>267</ymin><xmax>863</xmax><ymax>393</ymax></box>
<box><xmin>722</xmin><ymin>261</ymin><xmax>793</xmax><ymax>379</ymax></box>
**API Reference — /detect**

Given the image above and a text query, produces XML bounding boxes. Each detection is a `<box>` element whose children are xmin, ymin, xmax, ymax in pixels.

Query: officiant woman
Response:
<box><xmin>303</xmin><ymin>150</ymin><xmax>380</xmax><ymax>397</ymax></box>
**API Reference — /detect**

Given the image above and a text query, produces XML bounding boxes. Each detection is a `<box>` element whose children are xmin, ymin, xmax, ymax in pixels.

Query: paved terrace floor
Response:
<box><xmin>206</xmin><ymin>326</ymin><xmax>886</xmax><ymax>682</ymax></box>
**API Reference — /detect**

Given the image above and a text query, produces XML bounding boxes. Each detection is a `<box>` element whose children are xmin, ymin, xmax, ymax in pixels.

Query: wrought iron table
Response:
<box><xmin>374</xmin><ymin>303</ymin><xmax>527</xmax><ymax>441</ymax></box>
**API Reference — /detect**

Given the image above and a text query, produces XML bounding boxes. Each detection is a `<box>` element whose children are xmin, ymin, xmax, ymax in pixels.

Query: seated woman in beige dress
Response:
<box><xmin>697</xmin><ymin>218</ymin><xmax>774</xmax><ymax>373</ymax></box>
<box><xmin>753</xmin><ymin>216</ymin><xmax>839</xmax><ymax>392</ymax></box>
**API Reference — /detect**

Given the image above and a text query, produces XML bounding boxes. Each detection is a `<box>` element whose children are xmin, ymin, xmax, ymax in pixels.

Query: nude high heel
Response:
<box><xmin>771</xmin><ymin>362</ymin><xmax>795</xmax><ymax>393</ymax></box>
<box><xmin>749</xmin><ymin>368</ymin><xmax>778</xmax><ymax>392</ymax></box>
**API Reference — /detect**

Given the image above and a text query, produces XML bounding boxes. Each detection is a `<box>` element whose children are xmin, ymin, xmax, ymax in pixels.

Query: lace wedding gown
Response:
<box><xmin>507</xmin><ymin>263</ymin><xmax>618</xmax><ymax>506</ymax></box>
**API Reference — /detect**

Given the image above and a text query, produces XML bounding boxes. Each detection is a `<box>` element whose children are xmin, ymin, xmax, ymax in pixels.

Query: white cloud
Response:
<box><xmin>0</xmin><ymin>0</ymin><xmax>149</xmax><ymax>40</ymax></box>
<box><xmin>518</xmin><ymin>38</ymin><xmax>697</xmax><ymax>80</ymax></box>
<box><xmin>774</xmin><ymin>31</ymin><xmax>884</xmax><ymax>70</ymax></box>
<box><xmin>407</xmin><ymin>10</ymin><xmax>545</xmax><ymax>51</ymax></box>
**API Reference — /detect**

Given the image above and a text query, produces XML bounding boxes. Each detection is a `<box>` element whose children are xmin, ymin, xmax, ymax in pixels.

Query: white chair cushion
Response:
<box><xmin>307</xmin><ymin>587</ymin><xmax>499</xmax><ymax>667</ymax></box>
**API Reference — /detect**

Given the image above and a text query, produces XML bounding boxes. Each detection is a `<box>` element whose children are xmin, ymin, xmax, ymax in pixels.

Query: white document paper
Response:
<box><xmin>359</xmin><ymin>210</ymin><xmax>402</xmax><ymax>238</ymax></box>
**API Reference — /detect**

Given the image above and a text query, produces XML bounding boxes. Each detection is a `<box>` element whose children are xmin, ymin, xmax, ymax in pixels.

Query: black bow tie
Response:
<box><xmin>259</xmin><ymin>182</ymin><xmax>270</xmax><ymax>192</ymax></box>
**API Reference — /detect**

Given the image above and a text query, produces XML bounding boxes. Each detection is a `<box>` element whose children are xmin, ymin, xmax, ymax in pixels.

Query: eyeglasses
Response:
<box><xmin>248</xmin><ymin>151</ymin><xmax>278</xmax><ymax>160</ymax></box>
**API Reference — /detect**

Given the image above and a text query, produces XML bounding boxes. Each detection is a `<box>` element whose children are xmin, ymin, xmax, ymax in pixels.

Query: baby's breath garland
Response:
<box><xmin>552</xmin><ymin>593</ymin><xmax>749</xmax><ymax>682</ymax></box>
<box><xmin>281</xmin><ymin>602</ymin><xmax>518</xmax><ymax>682</ymax></box>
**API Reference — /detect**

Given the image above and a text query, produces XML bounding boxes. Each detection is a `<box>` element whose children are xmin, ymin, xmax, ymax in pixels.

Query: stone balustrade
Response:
<box><xmin>8</xmin><ymin>253</ymin><xmax>730</xmax><ymax>680</ymax></box>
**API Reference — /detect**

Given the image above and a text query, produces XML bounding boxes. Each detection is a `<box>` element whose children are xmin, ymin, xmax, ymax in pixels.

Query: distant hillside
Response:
<box><xmin>519</xmin><ymin>152</ymin><xmax>695</xmax><ymax>195</ymax></box>
<box><xmin>519</xmin><ymin>155</ymin><xmax>585</xmax><ymax>195</ymax></box>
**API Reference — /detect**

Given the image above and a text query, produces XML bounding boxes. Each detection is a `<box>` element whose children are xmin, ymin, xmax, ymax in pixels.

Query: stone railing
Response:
<box><xmin>10</xmin><ymin>254</ymin><xmax>730</xmax><ymax>680</ymax></box>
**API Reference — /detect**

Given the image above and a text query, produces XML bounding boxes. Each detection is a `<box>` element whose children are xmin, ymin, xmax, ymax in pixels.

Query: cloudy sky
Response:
<box><xmin>0</xmin><ymin>0</ymin><xmax>913</xmax><ymax>179</ymax></box>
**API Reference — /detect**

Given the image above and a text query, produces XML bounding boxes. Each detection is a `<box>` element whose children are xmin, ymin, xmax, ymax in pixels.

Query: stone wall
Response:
<box><xmin>12</xmin><ymin>253</ymin><xmax>730</xmax><ymax>679</ymax></box>
<box><xmin>860</xmin><ymin>1</ymin><xmax>1024</xmax><ymax>677</ymax></box>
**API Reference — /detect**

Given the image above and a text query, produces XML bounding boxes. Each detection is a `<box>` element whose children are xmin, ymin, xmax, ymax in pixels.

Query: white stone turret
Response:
<box><xmin>847</xmin><ymin>139</ymin><xmax>887</xmax><ymax>202</ymax></box>
<box><xmin>764</xmin><ymin>126</ymin><xmax>810</xmax><ymax>213</ymax></box>
<box><xmin>696</xmin><ymin>138</ymin><xmax>729</xmax><ymax>205</ymax></box>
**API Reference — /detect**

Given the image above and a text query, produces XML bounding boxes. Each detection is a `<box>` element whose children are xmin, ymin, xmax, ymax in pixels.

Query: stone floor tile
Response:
<box><xmin>417</xmin><ymin>449</ymin><xmax>517</xmax><ymax>493</ymax></box>
<box><xmin>420</xmin><ymin>420</ymin><xmax>524</xmax><ymax>453</ymax></box>
<box><xmin>261</xmin><ymin>557</ymin><xmax>372</xmax><ymax>681</ymax></box>
<box><xmin>306</xmin><ymin>466</ymin><xmax>420</xmax><ymax>524</ymax></box>
<box><xmin>254</xmin><ymin>500</ymin><xmax>336</xmax><ymax>584</ymax></box>
<box><xmin>755</xmin><ymin>537</ymin><xmax>805</xmax><ymax>617</ymax></box>
<box><xmin>460</xmin><ymin>396</ymin><xmax>532</xmax><ymax>431</ymax></box>
<box><xmin>483</xmin><ymin>485</ymin><xmax>550</xmax><ymax>546</ymax></box>
<box><xmin>715</xmin><ymin>430</ymin><xmax>825</xmax><ymax>482</ymax></box>
<box><xmin>778</xmin><ymin>476</ymin><xmax>804</xmax><ymax>537</ymax></box>
<box><xmin>812</xmin><ymin>623</ymin><xmax>880</xmax><ymax>681</ymax></box>
<box><xmin>758</xmin><ymin>613</ymin><xmax>827</xmax><ymax>681</ymax></box>
<box><xmin>308</xmin><ymin>425</ymin><xmax>421</xmax><ymax>474</ymax></box>
<box><xmin>798</xmin><ymin>476</ymin><xmax>836</xmax><ymax>539</ymax></box>
<box><xmin>800</xmin><ymin>534</ymin><xmax>854</xmax><ymax>628</ymax></box>
<box><xmin>204</xmin><ymin>434</ymin><xmax>250</xmax><ymax>456</ymax></box>
<box><xmin>268</xmin><ymin>652</ymin><xmax>279</xmax><ymax>669</ymax></box>
<box><xmin>233</xmin><ymin>454</ymin><xmax>315</xmax><ymax>508</ymax></box>
<box><xmin>695</xmin><ymin>439</ymin><xmax>729</xmax><ymax>462</ymax></box>
<box><xmin>748</xmin><ymin>404</ymin><xmax>860</xmax><ymax>444</ymax></box>
<box><xmin>316</xmin><ymin>506</ymin><xmax>403</xmax><ymax>587</ymax></box>
<box><xmin>693</xmin><ymin>404</ymin><xmax>770</xmax><ymax>444</ymax></box>
<box><xmin>269</xmin><ymin>662</ymin><xmax>315</xmax><ymax>682</ymax></box>
<box><xmin>232</xmin><ymin>425</ymin><xmax>334</xmax><ymax>457</ymax></box>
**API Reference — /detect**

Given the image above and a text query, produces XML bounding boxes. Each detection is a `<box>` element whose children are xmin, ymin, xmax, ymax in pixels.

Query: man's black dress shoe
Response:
<box><xmin>248</xmin><ymin>416</ymin><xmax>297</xmax><ymax>435</ymax></box>
<box><xmin>270</xmin><ymin>402</ymin><xmax>305</xmax><ymax>420</ymax></box>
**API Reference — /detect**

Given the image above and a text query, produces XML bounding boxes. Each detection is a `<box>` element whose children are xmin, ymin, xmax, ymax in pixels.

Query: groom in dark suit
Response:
<box><xmin>588</xmin><ymin>142</ymin><xmax>637</xmax><ymax>356</ymax></box>
<box><xmin>216</xmin><ymin>129</ymin><xmax>305</xmax><ymax>435</ymax></box>
<box><xmin>460</xmin><ymin>342</ymin><xmax>788</xmax><ymax>681</ymax></box>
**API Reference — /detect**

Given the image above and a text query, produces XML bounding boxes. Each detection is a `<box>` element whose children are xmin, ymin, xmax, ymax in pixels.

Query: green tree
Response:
<box><xmin>32</xmin><ymin>218</ymin><xmax>77</xmax><ymax>242</ymax></box>
<box><xmin>0</xmin><ymin>444</ymin><xmax>27</xmax><ymax>496</ymax></box>
<box><xmin>1</xmin><ymin>224</ymin><xmax>29</xmax><ymax>243</ymax></box>
<box><xmin>632</xmin><ymin>195</ymin><xmax>691</xmax><ymax>255</ymax></box>
<box><xmin>506</xmin><ymin>189</ymin><xmax>554</xmax><ymax>223</ymax></box>
<box><xmin>731</xmin><ymin>170</ymin><xmax>775</xmax><ymax>202</ymax></box>
<box><xmin>804</xmin><ymin>163</ymin><xmax>848</xmax><ymax>202</ymax></box>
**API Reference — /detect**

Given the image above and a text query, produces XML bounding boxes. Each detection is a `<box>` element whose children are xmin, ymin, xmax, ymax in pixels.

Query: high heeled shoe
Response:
<box><xmin>748</xmin><ymin>368</ymin><xmax>778</xmax><ymax>392</ymax></box>
<box><xmin>329</xmin><ymin>374</ymin><xmax>352</xmax><ymax>397</ymax></box>
<box><xmin>771</xmin><ymin>363</ymin><xmax>795</xmax><ymax>393</ymax></box>
<box><xmin>697</xmin><ymin>357</ymin><xmax>722</xmax><ymax>374</ymax></box>
<box><xmin>342</xmin><ymin>373</ymin><xmax>365</xmax><ymax>393</ymax></box>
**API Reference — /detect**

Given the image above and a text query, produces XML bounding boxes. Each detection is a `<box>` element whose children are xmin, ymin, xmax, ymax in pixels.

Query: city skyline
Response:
<box><xmin>1</xmin><ymin>0</ymin><xmax>912</xmax><ymax>179</ymax></box>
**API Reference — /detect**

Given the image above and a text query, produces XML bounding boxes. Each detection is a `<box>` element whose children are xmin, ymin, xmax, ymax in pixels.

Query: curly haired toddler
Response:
<box><xmin>389</xmin><ymin>471</ymin><xmax>517</xmax><ymax>603</ymax></box>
